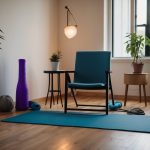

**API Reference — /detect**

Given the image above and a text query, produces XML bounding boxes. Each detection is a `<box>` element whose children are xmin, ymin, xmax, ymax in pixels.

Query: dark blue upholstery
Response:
<box><xmin>68</xmin><ymin>51</ymin><xmax>111</xmax><ymax>89</ymax></box>
<box><xmin>68</xmin><ymin>82</ymin><xmax>105</xmax><ymax>89</ymax></box>
<box><xmin>65</xmin><ymin>51</ymin><xmax>111</xmax><ymax>114</ymax></box>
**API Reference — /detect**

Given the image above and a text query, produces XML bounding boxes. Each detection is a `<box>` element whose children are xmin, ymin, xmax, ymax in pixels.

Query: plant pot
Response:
<box><xmin>51</xmin><ymin>61</ymin><xmax>59</xmax><ymax>71</ymax></box>
<box><xmin>132</xmin><ymin>62</ymin><xmax>144</xmax><ymax>73</ymax></box>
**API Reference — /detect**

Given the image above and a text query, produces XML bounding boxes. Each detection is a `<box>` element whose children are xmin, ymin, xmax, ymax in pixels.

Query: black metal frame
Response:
<box><xmin>44</xmin><ymin>71</ymin><xmax>63</xmax><ymax>108</ymax></box>
<box><xmin>135</xmin><ymin>0</ymin><xmax>147</xmax><ymax>33</ymax></box>
<box><xmin>135</xmin><ymin>0</ymin><xmax>150</xmax><ymax>56</ymax></box>
<box><xmin>65</xmin><ymin>6</ymin><xmax>78</xmax><ymax>27</ymax></box>
<box><xmin>44</xmin><ymin>70</ymin><xmax>76</xmax><ymax>108</ymax></box>
<box><xmin>64</xmin><ymin>71</ymin><xmax>114</xmax><ymax>115</ymax></box>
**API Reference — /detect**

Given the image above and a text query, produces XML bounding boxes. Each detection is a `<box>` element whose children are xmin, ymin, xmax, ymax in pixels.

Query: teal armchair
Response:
<box><xmin>64</xmin><ymin>51</ymin><xmax>114</xmax><ymax>115</ymax></box>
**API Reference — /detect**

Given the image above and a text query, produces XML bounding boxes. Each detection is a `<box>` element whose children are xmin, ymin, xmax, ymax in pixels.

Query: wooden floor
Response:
<box><xmin>1</xmin><ymin>93</ymin><xmax>150</xmax><ymax>150</ymax></box>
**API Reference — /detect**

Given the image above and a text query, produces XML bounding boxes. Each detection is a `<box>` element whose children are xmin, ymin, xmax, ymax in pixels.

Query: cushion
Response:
<box><xmin>68</xmin><ymin>82</ymin><xmax>106</xmax><ymax>89</ymax></box>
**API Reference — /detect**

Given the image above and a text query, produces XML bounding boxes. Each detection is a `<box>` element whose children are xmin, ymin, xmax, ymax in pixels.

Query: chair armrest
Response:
<box><xmin>105</xmin><ymin>70</ymin><xmax>112</xmax><ymax>74</ymax></box>
<box><xmin>65</xmin><ymin>71</ymin><xmax>75</xmax><ymax>83</ymax></box>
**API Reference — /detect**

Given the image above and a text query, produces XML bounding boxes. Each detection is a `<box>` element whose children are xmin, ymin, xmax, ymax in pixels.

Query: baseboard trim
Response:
<box><xmin>32</xmin><ymin>92</ymin><xmax>150</xmax><ymax>102</ymax></box>
<box><xmin>31</xmin><ymin>97</ymin><xmax>46</xmax><ymax>102</ymax></box>
<box><xmin>76</xmin><ymin>91</ymin><xmax>150</xmax><ymax>101</ymax></box>
<box><xmin>114</xmin><ymin>95</ymin><xmax>150</xmax><ymax>101</ymax></box>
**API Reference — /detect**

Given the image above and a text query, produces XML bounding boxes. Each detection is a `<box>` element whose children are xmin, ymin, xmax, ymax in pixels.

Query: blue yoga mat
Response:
<box><xmin>1</xmin><ymin>111</ymin><xmax>150</xmax><ymax>133</ymax></box>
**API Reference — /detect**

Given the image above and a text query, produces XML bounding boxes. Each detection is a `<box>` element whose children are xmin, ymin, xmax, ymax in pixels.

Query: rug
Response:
<box><xmin>1</xmin><ymin>110</ymin><xmax>150</xmax><ymax>133</ymax></box>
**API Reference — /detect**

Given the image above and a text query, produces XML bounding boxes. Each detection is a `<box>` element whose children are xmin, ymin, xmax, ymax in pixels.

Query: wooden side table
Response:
<box><xmin>124</xmin><ymin>73</ymin><xmax>148</xmax><ymax>106</ymax></box>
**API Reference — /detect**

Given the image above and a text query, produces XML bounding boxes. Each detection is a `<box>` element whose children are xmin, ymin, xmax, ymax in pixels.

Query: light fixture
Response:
<box><xmin>64</xmin><ymin>6</ymin><xmax>78</xmax><ymax>39</ymax></box>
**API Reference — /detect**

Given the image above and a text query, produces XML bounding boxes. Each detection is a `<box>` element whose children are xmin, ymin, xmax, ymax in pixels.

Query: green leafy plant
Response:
<box><xmin>125</xmin><ymin>33</ymin><xmax>150</xmax><ymax>63</ymax></box>
<box><xmin>0</xmin><ymin>29</ymin><xmax>4</xmax><ymax>49</ymax></box>
<box><xmin>50</xmin><ymin>51</ymin><xmax>62</xmax><ymax>62</ymax></box>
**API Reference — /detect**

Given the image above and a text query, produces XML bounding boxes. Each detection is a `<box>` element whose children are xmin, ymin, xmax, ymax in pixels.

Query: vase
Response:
<box><xmin>16</xmin><ymin>59</ymin><xmax>29</xmax><ymax>110</ymax></box>
<box><xmin>132</xmin><ymin>62</ymin><xmax>144</xmax><ymax>73</ymax></box>
<box><xmin>51</xmin><ymin>61</ymin><xmax>60</xmax><ymax>71</ymax></box>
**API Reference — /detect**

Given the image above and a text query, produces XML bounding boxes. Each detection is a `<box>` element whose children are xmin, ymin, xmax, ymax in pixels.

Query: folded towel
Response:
<box><xmin>29</xmin><ymin>101</ymin><xmax>41</xmax><ymax>111</ymax></box>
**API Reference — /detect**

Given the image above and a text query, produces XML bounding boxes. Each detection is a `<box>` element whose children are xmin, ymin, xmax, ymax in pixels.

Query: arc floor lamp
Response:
<box><xmin>64</xmin><ymin>6</ymin><xmax>78</xmax><ymax>39</ymax></box>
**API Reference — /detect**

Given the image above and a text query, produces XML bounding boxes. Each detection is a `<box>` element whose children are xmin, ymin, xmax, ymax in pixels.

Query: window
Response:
<box><xmin>135</xmin><ymin>0</ymin><xmax>147</xmax><ymax>35</ymax></box>
<box><xmin>135</xmin><ymin>0</ymin><xmax>147</xmax><ymax>56</ymax></box>
<box><xmin>112</xmin><ymin>0</ymin><xmax>131</xmax><ymax>57</ymax></box>
<box><xmin>112</xmin><ymin>0</ymin><xmax>149</xmax><ymax>57</ymax></box>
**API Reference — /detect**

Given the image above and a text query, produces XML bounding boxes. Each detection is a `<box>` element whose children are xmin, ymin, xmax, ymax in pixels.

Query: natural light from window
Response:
<box><xmin>113</xmin><ymin>0</ymin><xmax>131</xmax><ymax>57</ymax></box>
<box><xmin>136</xmin><ymin>0</ymin><xmax>147</xmax><ymax>56</ymax></box>
<box><xmin>113</xmin><ymin>0</ymin><xmax>147</xmax><ymax>57</ymax></box>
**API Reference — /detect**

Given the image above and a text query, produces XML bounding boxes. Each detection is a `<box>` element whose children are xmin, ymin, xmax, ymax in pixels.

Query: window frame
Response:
<box><xmin>112</xmin><ymin>0</ymin><xmax>149</xmax><ymax>58</ymax></box>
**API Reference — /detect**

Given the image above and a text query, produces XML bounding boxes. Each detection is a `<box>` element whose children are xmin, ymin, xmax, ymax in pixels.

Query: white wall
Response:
<box><xmin>0</xmin><ymin>0</ymin><xmax>58</xmax><ymax>100</ymax></box>
<box><xmin>112</xmin><ymin>59</ymin><xmax>150</xmax><ymax>96</ymax></box>
<box><xmin>0</xmin><ymin>0</ymin><xmax>149</xmax><ymax>101</ymax></box>
<box><xmin>58</xmin><ymin>0</ymin><xmax>104</xmax><ymax>70</ymax></box>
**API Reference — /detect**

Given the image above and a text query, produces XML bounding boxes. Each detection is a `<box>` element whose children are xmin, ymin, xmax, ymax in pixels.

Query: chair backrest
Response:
<box><xmin>74</xmin><ymin>51</ymin><xmax>111</xmax><ymax>83</ymax></box>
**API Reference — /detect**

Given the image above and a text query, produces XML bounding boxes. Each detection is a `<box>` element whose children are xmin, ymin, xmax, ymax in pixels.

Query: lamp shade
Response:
<box><xmin>64</xmin><ymin>25</ymin><xmax>77</xmax><ymax>39</ymax></box>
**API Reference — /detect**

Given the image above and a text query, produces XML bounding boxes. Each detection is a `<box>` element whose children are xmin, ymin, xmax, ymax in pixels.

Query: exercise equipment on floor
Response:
<box><xmin>108</xmin><ymin>101</ymin><xmax>122</xmax><ymax>110</ymax></box>
<box><xmin>108</xmin><ymin>88</ymin><xmax>145</xmax><ymax>115</ymax></box>
<box><xmin>29</xmin><ymin>101</ymin><xmax>41</xmax><ymax>111</ymax></box>
<box><xmin>0</xmin><ymin>95</ymin><xmax>14</xmax><ymax>112</ymax></box>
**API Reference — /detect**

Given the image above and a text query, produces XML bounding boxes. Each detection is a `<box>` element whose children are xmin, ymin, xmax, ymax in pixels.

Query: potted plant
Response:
<box><xmin>50</xmin><ymin>51</ymin><xmax>62</xmax><ymax>71</ymax></box>
<box><xmin>125</xmin><ymin>32</ymin><xmax>150</xmax><ymax>73</ymax></box>
<box><xmin>0</xmin><ymin>29</ymin><xmax>4</xmax><ymax>49</ymax></box>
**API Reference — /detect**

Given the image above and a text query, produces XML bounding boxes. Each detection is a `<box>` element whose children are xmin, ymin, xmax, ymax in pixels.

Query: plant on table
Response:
<box><xmin>50</xmin><ymin>51</ymin><xmax>62</xmax><ymax>71</ymax></box>
<box><xmin>125</xmin><ymin>32</ymin><xmax>150</xmax><ymax>73</ymax></box>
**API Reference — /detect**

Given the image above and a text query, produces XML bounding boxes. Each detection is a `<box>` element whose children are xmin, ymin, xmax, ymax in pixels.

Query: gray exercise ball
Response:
<box><xmin>0</xmin><ymin>95</ymin><xmax>14</xmax><ymax>112</ymax></box>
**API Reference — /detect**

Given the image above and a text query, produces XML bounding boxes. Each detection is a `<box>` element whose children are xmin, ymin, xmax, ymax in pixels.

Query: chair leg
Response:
<box><xmin>71</xmin><ymin>88</ymin><xmax>78</xmax><ymax>107</ymax></box>
<box><xmin>110</xmin><ymin>86</ymin><xmax>114</xmax><ymax>105</ymax></box>
<box><xmin>64</xmin><ymin>73</ymin><xmax>68</xmax><ymax>113</ymax></box>
<box><xmin>109</xmin><ymin>73</ymin><xmax>114</xmax><ymax>105</ymax></box>
<box><xmin>105</xmin><ymin>72</ymin><xmax>109</xmax><ymax>115</ymax></box>
<box><xmin>106</xmin><ymin>88</ymin><xmax>109</xmax><ymax>115</ymax></box>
